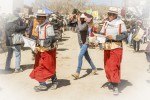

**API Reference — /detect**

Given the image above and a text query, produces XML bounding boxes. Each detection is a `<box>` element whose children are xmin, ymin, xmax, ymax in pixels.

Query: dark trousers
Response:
<box><xmin>133</xmin><ymin>40</ymin><xmax>140</xmax><ymax>52</ymax></box>
<box><xmin>39</xmin><ymin>74</ymin><xmax>58</xmax><ymax>86</ymax></box>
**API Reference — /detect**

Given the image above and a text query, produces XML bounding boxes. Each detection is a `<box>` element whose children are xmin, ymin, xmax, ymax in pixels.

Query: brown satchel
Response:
<box><xmin>104</xmin><ymin>42</ymin><xmax>122</xmax><ymax>50</ymax></box>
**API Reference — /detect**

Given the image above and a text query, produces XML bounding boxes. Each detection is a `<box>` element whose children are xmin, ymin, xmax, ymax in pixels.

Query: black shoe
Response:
<box><xmin>34</xmin><ymin>85</ymin><xmax>48</xmax><ymax>92</ymax></box>
<box><xmin>113</xmin><ymin>87</ymin><xmax>119</xmax><ymax>95</ymax></box>
<box><xmin>107</xmin><ymin>83</ymin><xmax>114</xmax><ymax>90</ymax></box>
<box><xmin>50</xmin><ymin>82</ymin><xmax>58</xmax><ymax>90</ymax></box>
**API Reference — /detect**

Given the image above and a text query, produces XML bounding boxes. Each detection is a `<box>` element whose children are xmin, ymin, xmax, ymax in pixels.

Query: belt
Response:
<box><xmin>37</xmin><ymin>42</ymin><xmax>57</xmax><ymax>52</ymax></box>
<box><xmin>106</xmin><ymin>40</ymin><xmax>122</xmax><ymax>42</ymax></box>
<box><xmin>104</xmin><ymin>41</ymin><xmax>122</xmax><ymax>50</ymax></box>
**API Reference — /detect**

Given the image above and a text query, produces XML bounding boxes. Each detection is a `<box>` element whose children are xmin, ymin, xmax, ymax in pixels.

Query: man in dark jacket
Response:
<box><xmin>5</xmin><ymin>15</ymin><xmax>27</xmax><ymax>73</ymax></box>
<box><xmin>72</xmin><ymin>13</ymin><xmax>97</xmax><ymax>79</ymax></box>
<box><xmin>132</xmin><ymin>21</ymin><xmax>143</xmax><ymax>52</ymax></box>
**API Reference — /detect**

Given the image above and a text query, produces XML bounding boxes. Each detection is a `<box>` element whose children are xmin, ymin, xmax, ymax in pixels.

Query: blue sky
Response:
<box><xmin>24</xmin><ymin>0</ymin><xmax>123</xmax><ymax>7</ymax></box>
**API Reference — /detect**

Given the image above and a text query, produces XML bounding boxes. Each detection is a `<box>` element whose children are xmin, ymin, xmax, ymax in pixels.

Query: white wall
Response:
<box><xmin>0</xmin><ymin>0</ymin><xmax>24</xmax><ymax>14</ymax></box>
<box><xmin>13</xmin><ymin>0</ymin><xmax>24</xmax><ymax>11</ymax></box>
<box><xmin>0</xmin><ymin>0</ymin><xmax>13</xmax><ymax>14</ymax></box>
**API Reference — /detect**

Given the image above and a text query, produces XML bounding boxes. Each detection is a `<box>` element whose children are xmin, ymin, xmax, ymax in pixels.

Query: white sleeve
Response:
<box><xmin>100</xmin><ymin>21</ymin><xmax>108</xmax><ymax>35</ymax></box>
<box><xmin>121</xmin><ymin>22</ymin><xmax>127</xmax><ymax>33</ymax></box>
<box><xmin>100</xmin><ymin>24</ymin><xmax>105</xmax><ymax>34</ymax></box>
<box><xmin>46</xmin><ymin>25</ymin><xmax>55</xmax><ymax>36</ymax></box>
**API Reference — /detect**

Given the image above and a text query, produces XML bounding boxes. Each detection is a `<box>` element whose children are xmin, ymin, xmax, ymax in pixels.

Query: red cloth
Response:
<box><xmin>89</xmin><ymin>32</ymin><xmax>94</xmax><ymax>37</ymax></box>
<box><xmin>93</xmin><ymin>26</ymin><xmax>97</xmax><ymax>33</ymax></box>
<box><xmin>104</xmin><ymin>48</ymin><xmax>123</xmax><ymax>83</ymax></box>
<box><xmin>30</xmin><ymin>49</ymin><xmax>56</xmax><ymax>82</ymax></box>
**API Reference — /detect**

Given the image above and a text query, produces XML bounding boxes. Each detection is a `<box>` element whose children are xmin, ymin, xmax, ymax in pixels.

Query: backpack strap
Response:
<box><xmin>119</xmin><ymin>24</ymin><xmax>122</xmax><ymax>34</ymax></box>
<box><xmin>38</xmin><ymin>23</ymin><xmax>50</xmax><ymax>40</ymax></box>
<box><xmin>44</xmin><ymin>24</ymin><xmax>49</xmax><ymax>40</ymax></box>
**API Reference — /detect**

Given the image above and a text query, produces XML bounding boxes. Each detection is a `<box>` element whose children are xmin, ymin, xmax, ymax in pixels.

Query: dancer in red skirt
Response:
<box><xmin>30</xmin><ymin>9</ymin><xmax>58</xmax><ymax>92</ymax></box>
<box><xmin>100</xmin><ymin>7</ymin><xmax>127</xmax><ymax>95</ymax></box>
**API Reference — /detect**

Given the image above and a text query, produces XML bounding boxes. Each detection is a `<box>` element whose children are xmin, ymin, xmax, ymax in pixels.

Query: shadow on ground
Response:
<box><xmin>80</xmin><ymin>68</ymin><xmax>103</xmax><ymax>79</ymax></box>
<box><xmin>59</xmin><ymin>38</ymin><xmax>69</xmax><ymax>42</ymax></box>
<box><xmin>118</xmin><ymin>80</ymin><xmax>132</xmax><ymax>93</ymax></box>
<box><xmin>101</xmin><ymin>80</ymin><xmax>132</xmax><ymax>93</ymax></box>
<box><xmin>21</xmin><ymin>47</ymin><xmax>31</xmax><ymax>51</ymax></box>
<box><xmin>137</xmin><ymin>50</ymin><xmax>145</xmax><ymax>53</ymax></box>
<box><xmin>57</xmin><ymin>43</ymin><xmax>64</xmax><ymax>45</ymax></box>
<box><xmin>21</xmin><ymin>64</ymin><xmax>34</xmax><ymax>71</ymax></box>
<box><xmin>146</xmin><ymin>80</ymin><xmax>150</xmax><ymax>84</ymax></box>
<box><xmin>57</xmin><ymin>79</ymin><xmax>71</xmax><ymax>88</ymax></box>
<box><xmin>63</xmin><ymin>37</ymin><xmax>70</xmax><ymax>39</ymax></box>
<box><xmin>0</xmin><ymin>69</ymin><xmax>14</xmax><ymax>74</ymax></box>
<box><xmin>57</xmin><ymin>48</ymin><xmax>69</xmax><ymax>51</ymax></box>
<box><xmin>47</xmin><ymin>79</ymin><xmax>71</xmax><ymax>89</ymax></box>
<box><xmin>0</xmin><ymin>64</ymin><xmax>34</xmax><ymax>74</ymax></box>
<box><xmin>0</xmin><ymin>87</ymin><xmax>2</xmax><ymax>91</ymax></box>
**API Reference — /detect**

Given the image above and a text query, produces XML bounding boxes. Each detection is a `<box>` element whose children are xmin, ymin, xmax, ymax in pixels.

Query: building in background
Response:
<box><xmin>22</xmin><ymin>5</ymin><xmax>33</xmax><ymax>18</ymax></box>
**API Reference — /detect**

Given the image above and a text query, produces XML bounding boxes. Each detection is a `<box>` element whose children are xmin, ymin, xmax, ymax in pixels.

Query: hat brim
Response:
<box><xmin>107</xmin><ymin>11</ymin><xmax>118</xmax><ymax>15</ymax></box>
<box><xmin>36</xmin><ymin>14</ymin><xmax>48</xmax><ymax>17</ymax></box>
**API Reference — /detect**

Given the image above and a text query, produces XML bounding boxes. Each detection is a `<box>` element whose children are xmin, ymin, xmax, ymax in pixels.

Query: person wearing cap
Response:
<box><xmin>28</xmin><ymin>17</ymin><xmax>39</xmax><ymax>39</ymax></box>
<box><xmin>100</xmin><ymin>7</ymin><xmax>127</xmax><ymax>95</ymax></box>
<box><xmin>5</xmin><ymin>15</ymin><xmax>27</xmax><ymax>73</ymax></box>
<box><xmin>69</xmin><ymin>9</ymin><xmax>80</xmax><ymax>32</ymax></box>
<box><xmin>29</xmin><ymin>9</ymin><xmax>58</xmax><ymax>91</ymax></box>
<box><xmin>72</xmin><ymin>13</ymin><xmax>97</xmax><ymax>79</ymax></box>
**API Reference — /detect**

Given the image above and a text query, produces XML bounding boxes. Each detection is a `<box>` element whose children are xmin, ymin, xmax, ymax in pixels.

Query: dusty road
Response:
<box><xmin>0</xmin><ymin>31</ymin><xmax>150</xmax><ymax>100</ymax></box>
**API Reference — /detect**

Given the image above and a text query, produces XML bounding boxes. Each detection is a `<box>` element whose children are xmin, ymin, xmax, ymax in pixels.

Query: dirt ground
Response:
<box><xmin>0</xmin><ymin>31</ymin><xmax>150</xmax><ymax>100</ymax></box>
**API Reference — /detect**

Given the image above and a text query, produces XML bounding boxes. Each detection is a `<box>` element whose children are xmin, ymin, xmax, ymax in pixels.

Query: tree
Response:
<box><xmin>32</xmin><ymin>0</ymin><xmax>90</xmax><ymax>14</ymax></box>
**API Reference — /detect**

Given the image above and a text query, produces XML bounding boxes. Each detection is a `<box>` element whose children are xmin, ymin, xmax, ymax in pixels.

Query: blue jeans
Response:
<box><xmin>5</xmin><ymin>45</ymin><xmax>21</xmax><ymax>70</ymax></box>
<box><xmin>76</xmin><ymin>44</ymin><xmax>96</xmax><ymax>73</ymax></box>
<box><xmin>128</xmin><ymin>33</ymin><xmax>133</xmax><ymax>45</ymax></box>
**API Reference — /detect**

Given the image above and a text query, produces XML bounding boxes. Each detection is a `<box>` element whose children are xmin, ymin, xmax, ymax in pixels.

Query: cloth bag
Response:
<box><xmin>89</xmin><ymin>36</ymin><xmax>96</xmax><ymax>43</ymax></box>
<box><xmin>133</xmin><ymin>28</ymin><xmax>144</xmax><ymax>41</ymax></box>
<box><xmin>104</xmin><ymin>42</ymin><xmax>122</xmax><ymax>50</ymax></box>
<box><xmin>12</xmin><ymin>33</ymin><xmax>24</xmax><ymax>45</ymax></box>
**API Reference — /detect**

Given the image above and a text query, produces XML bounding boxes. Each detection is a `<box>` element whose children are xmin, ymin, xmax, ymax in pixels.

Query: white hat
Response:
<box><xmin>80</xmin><ymin>14</ymin><xmax>86</xmax><ymax>18</ymax></box>
<box><xmin>36</xmin><ymin>9</ymin><xmax>48</xmax><ymax>16</ymax></box>
<box><xmin>108</xmin><ymin>7</ymin><xmax>118</xmax><ymax>15</ymax></box>
<box><xmin>29</xmin><ymin>15</ymin><xmax>36</xmax><ymax>18</ymax></box>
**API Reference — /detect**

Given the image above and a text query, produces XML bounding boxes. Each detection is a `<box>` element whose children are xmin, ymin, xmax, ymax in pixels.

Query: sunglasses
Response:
<box><xmin>108</xmin><ymin>13</ymin><xmax>116</xmax><ymax>16</ymax></box>
<box><xmin>37</xmin><ymin>16</ymin><xmax>46</xmax><ymax>20</ymax></box>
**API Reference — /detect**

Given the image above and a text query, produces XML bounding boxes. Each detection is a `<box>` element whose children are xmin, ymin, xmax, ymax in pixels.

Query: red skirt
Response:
<box><xmin>104</xmin><ymin>48</ymin><xmax>123</xmax><ymax>83</ymax></box>
<box><xmin>30</xmin><ymin>49</ymin><xmax>56</xmax><ymax>82</ymax></box>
